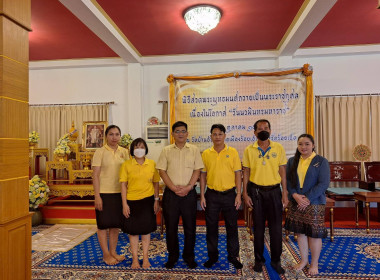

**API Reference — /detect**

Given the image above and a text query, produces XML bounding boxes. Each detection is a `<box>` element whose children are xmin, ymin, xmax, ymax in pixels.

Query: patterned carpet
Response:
<box><xmin>32</xmin><ymin>225</ymin><xmax>262</xmax><ymax>279</ymax></box>
<box><xmin>32</xmin><ymin>226</ymin><xmax>380</xmax><ymax>280</ymax></box>
<box><xmin>282</xmin><ymin>228</ymin><xmax>380</xmax><ymax>280</ymax></box>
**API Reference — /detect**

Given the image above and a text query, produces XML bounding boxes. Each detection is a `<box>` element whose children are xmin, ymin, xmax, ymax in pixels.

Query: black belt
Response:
<box><xmin>207</xmin><ymin>187</ymin><xmax>236</xmax><ymax>195</ymax></box>
<box><xmin>249</xmin><ymin>182</ymin><xmax>280</xmax><ymax>191</ymax></box>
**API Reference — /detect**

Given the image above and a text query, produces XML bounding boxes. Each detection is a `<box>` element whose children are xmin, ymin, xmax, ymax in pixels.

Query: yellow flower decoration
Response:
<box><xmin>28</xmin><ymin>175</ymin><xmax>50</xmax><ymax>210</ymax></box>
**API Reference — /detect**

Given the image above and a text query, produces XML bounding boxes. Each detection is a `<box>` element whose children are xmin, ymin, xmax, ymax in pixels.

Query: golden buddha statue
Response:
<box><xmin>68</xmin><ymin>121</ymin><xmax>79</xmax><ymax>142</ymax></box>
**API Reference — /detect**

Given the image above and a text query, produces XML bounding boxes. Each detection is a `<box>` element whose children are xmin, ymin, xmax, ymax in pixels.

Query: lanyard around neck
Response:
<box><xmin>258</xmin><ymin>146</ymin><xmax>271</xmax><ymax>157</ymax></box>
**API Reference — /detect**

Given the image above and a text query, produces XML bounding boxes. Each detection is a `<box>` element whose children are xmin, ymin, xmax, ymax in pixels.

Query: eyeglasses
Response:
<box><xmin>174</xmin><ymin>130</ymin><xmax>187</xmax><ymax>134</ymax></box>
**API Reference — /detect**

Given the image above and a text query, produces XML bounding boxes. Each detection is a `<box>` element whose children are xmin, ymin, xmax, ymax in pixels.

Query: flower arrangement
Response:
<box><xmin>53</xmin><ymin>133</ymin><xmax>71</xmax><ymax>155</ymax></box>
<box><xmin>29</xmin><ymin>175</ymin><xmax>50</xmax><ymax>210</ymax></box>
<box><xmin>119</xmin><ymin>133</ymin><xmax>133</xmax><ymax>148</ymax></box>
<box><xmin>29</xmin><ymin>131</ymin><xmax>40</xmax><ymax>143</ymax></box>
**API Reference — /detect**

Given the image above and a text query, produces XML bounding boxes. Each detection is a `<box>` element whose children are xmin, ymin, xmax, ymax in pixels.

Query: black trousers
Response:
<box><xmin>162</xmin><ymin>187</ymin><xmax>197</xmax><ymax>262</ymax></box>
<box><xmin>205</xmin><ymin>188</ymin><xmax>239</xmax><ymax>260</ymax></box>
<box><xmin>247</xmin><ymin>181</ymin><xmax>283</xmax><ymax>264</ymax></box>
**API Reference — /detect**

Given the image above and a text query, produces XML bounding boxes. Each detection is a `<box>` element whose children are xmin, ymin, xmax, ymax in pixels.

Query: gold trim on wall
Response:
<box><xmin>43</xmin><ymin>206</ymin><xmax>95</xmax><ymax>210</ymax></box>
<box><xmin>44</xmin><ymin>218</ymin><xmax>96</xmax><ymax>225</ymax></box>
<box><xmin>0</xmin><ymin>54</ymin><xmax>28</xmax><ymax>67</ymax></box>
<box><xmin>0</xmin><ymin>175</ymin><xmax>28</xmax><ymax>182</ymax></box>
<box><xmin>0</xmin><ymin>96</ymin><xmax>29</xmax><ymax>103</ymax></box>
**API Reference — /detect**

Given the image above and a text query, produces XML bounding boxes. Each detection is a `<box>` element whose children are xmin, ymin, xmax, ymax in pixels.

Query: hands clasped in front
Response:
<box><xmin>172</xmin><ymin>185</ymin><xmax>192</xmax><ymax>197</ymax></box>
<box><xmin>292</xmin><ymin>193</ymin><xmax>310</xmax><ymax>211</ymax></box>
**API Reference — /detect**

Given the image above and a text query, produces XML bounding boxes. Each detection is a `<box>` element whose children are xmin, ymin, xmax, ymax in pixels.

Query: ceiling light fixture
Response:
<box><xmin>183</xmin><ymin>5</ymin><xmax>222</xmax><ymax>35</ymax></box>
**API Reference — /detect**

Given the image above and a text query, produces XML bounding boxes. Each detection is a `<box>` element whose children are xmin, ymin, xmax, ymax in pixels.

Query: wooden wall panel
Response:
<box><xmin>0</xmin><ymin>215</ymin><xmax>32</xmax><ymax>280</ymax></box>
<box><xmin>0</xmin><ymin>17</ymin><xmax>29</xmax><ymax>63</ymax></box>
<box><xmin>9</xmin><ymin>226</ymin><xmax>28</xmax><ymax>279</ymax></box>
<box><xmin>0</xmin><ymin>0</ymin><xmax>31</xmax><ymax>30</ymax></box>
<box><xmin>0</xmin><ymin>98</ymin><xmax>28</xmax><ymax>138</ymax></box>
<box><xmin>0</xmin><ymin>177</ymin><xmax>29</xmax><ymax>223</ymax></box>
<box><xmin>0</xmin><ymin>57</ymin><xmax>28</xmax><ymax>102</ymax></box>
<box><xmin>0</xmin><ymin>0</ymin><xmax>31</xmax><ymax>278</ymax></box>
<box><xmin>0</xmin><ymin>139</ymin><xmax>29</xmax><ymax>179</ymax></box>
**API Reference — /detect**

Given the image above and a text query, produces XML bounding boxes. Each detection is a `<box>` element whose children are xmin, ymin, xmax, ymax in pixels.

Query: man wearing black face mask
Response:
<box><xmin>242</xmin><ymin>119</ymin><xmax>288</xmax><ymax>275</ymax></box>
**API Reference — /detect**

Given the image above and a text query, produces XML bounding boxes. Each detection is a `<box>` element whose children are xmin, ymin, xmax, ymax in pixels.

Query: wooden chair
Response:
<box><xmin>159</xmin><ymin>183</ymin><xmax>165</xmax><ymax>239</ymax></box>
<box><xmin>327</xmin><ymin>161</ymin><xmax>370</xmax><ymax>201</ymax></box>
<box><xmin>325</xmin><ymin>197</ymin><xmax>336</xmax><ymax>241</ymax></box>
<box><xmin>242</xmin><ymin>168</ymin><xmax>253</xmax><ymax>241</ymax></box>
<box><xmin>363</xmin><ymin>161</ymin><xmax>380</xmax><ymax>191</ymax></box>
<box><xmin>354</xmin><ymin>191</ymin><xmax>380</xmax><ymax>233</ymax></box>
<box><xmin>246</xmin><ymin>205</ymin><xmax>253</xmax><ymax>241</ymax></box>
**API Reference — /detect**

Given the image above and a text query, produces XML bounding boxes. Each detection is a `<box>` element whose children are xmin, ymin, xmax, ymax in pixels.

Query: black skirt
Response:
<box><xmin>95</xmin><ymin>193</ymin><xmax>123</xmax><ymax>230</ymax></box>
<box><xmin>122</xmin><ymin>195</ymin><xmax>157</xmax><ymax>235</ymax></box>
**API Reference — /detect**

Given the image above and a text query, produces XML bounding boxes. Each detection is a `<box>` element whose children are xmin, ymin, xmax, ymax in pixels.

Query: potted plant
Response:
<box><xmin>29</xmin><ymin>175</ymin><xmax>50</xmax><ymax>226</ymax></box>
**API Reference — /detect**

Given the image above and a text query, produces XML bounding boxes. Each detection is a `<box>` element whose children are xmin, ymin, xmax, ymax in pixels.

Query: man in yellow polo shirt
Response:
<box><xmin>242</xmin><ymin>119</ymin><xmax>288</xmax><ymax>275</ymax></box>
<box><xmin>156</xmin><ymin>121</ymin><xmax>204</xmax><ymax>269</ymax></box>
<box><xmin>200</xmin><ymin>124</ymin><xmax>243</xmax><ymax>269</ymax></box>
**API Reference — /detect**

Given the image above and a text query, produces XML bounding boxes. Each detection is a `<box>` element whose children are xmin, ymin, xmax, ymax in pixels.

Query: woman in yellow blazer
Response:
<box><xmin>120</xmin><ymin>138</ymin><xmax>160</xmax><ymax>269</ymax></box>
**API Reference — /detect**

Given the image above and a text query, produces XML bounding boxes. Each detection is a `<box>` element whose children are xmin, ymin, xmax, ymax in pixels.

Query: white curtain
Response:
<box><xmin>370</xmin><ymin>96</ymin><xmax>380</xmax><ymax>160</ymax></box>
<box><xmin>315</xmin><ymin>96</ymin><xmax>372</xmax><ymax>161</ymax></box>
<box><xmin>29</xmin><ymin>104</ymin><xmax>109</xmax><ymax>159</ymax></box>
<box><xmin>29</xmin><ymin>106</ymin><xmax>62</xmax><ymax>160</ymax></box>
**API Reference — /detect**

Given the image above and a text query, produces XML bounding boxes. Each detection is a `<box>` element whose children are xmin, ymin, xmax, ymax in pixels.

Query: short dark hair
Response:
<box><xmin>172</xmin><ymin>121</ymin><xmax>188</xmax><ymax>132</ymax></box>
<box><xmin>105</xmin><ymin>125</ymin><xmax>121</xmax><ymax>136</ymax></box>
<box><xmin>210</xmin><ymin>124</ymin><xmax>226</xmax><ymax>134</ymax></box>
<box><xmin>253</xmin><ymin>119</ymin><xmax>271</xmax><ymax>131</ymax></box>
<box><xmin>129</xmin><ymin>137</ymin><xmax>149</xmax><ymax>156</ymax></box>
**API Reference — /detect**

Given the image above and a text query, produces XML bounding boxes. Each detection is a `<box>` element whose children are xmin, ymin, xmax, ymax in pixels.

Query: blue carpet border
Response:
<box><xmin>32</xmin><ymin>226</ymin><xmax>380</xmax><ymax>280</ymax></box>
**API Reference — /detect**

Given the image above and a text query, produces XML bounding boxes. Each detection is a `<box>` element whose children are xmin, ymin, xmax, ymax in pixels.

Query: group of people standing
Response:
<box><xmin>92</xmin><ymin>119</ymin><xmax>330</xmax><ymax>276</ymax></box>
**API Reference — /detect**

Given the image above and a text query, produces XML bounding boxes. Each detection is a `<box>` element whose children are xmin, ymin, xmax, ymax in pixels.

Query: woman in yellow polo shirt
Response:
<box><xmin>120</xmin><ymin>138</ymin><xmax>160</xmax><ymax>269</ymax></box>
<box><xmin>92</xmin><ymin>125</ymin><xmax>129</xmax><ymax>265</ymax></box>
<box><xmin>285</xmin><ymin>134</ymin><xmax>330</xmax><ymax>276</ymax></box>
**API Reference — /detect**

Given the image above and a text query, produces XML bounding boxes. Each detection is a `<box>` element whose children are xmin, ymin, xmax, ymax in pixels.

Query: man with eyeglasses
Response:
<box><xmin>200</xmin><ymin>124</ymin><xmax>243</xmax><ymax>269</ymax></box>
<box><xmin>242</xmin><ymin>119</ymin><xmax>288</xmax><ymax>275</ymax></box>
<box><xmin>157</xmin><ymin>121</ymin><xmax>204</xmax><ymax>269</ymax></box>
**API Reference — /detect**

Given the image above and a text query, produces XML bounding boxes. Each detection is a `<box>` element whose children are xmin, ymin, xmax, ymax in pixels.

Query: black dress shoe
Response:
<box><xmin>185</xmin><ymin>259</ymin><xmax>198</xmax><ymax>269</ymax></box>
<box><xmin>203</xmin><ymin>258</ymin><xmax>218</xmax><ymax>268</ymax></box>
<box><xmin>270</xmin><ymin>262</ymin><xmax>285</xmax><ymax>275</ymax></box>
<box><xmin>229</xmin><ymin>257</ymin><xmax>243</xmax><ymax>269</ymax></box>
<box><xmin>253</xmin><ymin>262</ymin><xmax>263</xmax><ymax>272</ymax></box>
<box><xmin>164</xmin><ymin>260</ymin><xmax>176</xmax><ymax>269</ymax></box>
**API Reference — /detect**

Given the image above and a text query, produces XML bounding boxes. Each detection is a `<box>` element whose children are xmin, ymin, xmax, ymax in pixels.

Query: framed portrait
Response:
<box><xmin>82</xmin><ymin>121</ymin><xmax>108</xmax><ymax>150</ymax></box>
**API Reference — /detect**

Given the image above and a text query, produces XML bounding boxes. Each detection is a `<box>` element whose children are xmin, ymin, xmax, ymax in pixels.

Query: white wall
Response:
<box><xmin>29</xmin><ymin>52</ymin><xmax>380</xmax><ymax>138</ymax></box>
<box><xmin>29</xmin><ymin>63</ymin><xmax>143</xmax><ymax>138</ymax></box>
<box><xmin>294</xmin><ymin>53</ymin><xmax>380</xmax><ymax>95</ymax></box>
